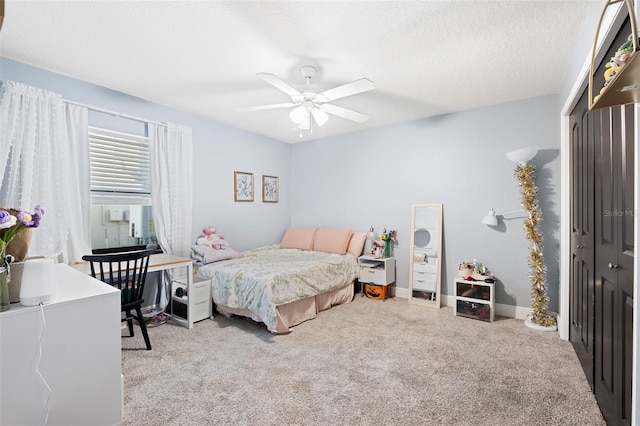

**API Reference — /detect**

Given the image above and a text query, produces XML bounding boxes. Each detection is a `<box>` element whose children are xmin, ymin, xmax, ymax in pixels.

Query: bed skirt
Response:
<box><xmin>215</xmin><ymin>281</ymin><xmax>354</xmax><ymax>334</ymax></box>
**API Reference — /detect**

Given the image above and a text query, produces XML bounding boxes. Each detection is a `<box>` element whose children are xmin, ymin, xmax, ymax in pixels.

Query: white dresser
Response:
<box><xmin>0</xmin><ymin>263</ymin><xmax>123</xmax><ymax>426</ymax></box>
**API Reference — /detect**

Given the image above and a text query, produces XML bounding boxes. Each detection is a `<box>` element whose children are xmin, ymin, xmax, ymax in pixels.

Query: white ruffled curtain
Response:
<box><xmin>0</xmin><ymin>81</ymin><xmax>91</xmax><ymax>262</ymax></box>
<box><xmin>61</xmin><ymin>102</ymin><xmax>91</xmax><ymax>262</ymax></box>
<box><xmin>149</xmin><ymin>122</ymin><xmax>193</xmax><ymax>257</ymax></box>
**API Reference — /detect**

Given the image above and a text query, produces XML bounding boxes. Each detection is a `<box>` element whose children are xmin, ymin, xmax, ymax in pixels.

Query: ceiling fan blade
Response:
<box><xmin>316</xmin><ymin>78</ymin><xmax>375</xmax><ymax>102</ymax></box>
<box><xmin>237</xmin><ymin>102</ymin><xmax>298</xmax><ymax>112</ymax></box>
<box><xmin>320</xmin><ymin>104</ymin><xmax>370</xmax><ymax>123</ymax></box>
<box><xmin>257</xmin><ymin>73</ymin><xmax>302</xmax><ymax>98</ymax></box>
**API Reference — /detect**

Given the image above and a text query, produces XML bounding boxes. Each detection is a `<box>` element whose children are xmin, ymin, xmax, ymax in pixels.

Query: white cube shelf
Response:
<box><xmin>454</xmin><ymin>278</ymin><xmax>495</xmax><ymax>322</ymax></box>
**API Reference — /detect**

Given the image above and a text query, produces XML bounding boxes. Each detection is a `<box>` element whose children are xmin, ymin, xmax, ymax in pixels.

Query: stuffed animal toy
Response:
<box><xmin>593</xmin><ymin>34</ymin><xmax>638</xmax><ymax>104</ymax></box>
<box><xmin>602</xmin><ymin>51</ymin><xmax>632</xmax><ymax>86</ymax></box>
<box><xmin>201</xmin><ymin>226</ymin><xmax>216</xmax><ymax>238</ymax></box>
<box><xmin>195</xmin><ymin>226</ymin><xmax>229</xmax><ymax>250</ymax></box>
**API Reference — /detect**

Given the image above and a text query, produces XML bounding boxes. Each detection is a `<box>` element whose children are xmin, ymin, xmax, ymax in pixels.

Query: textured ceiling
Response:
<box><xmin>0</xmin><ymin>0</ymin><xmax>591</xmax><ymax>143</ymax></box>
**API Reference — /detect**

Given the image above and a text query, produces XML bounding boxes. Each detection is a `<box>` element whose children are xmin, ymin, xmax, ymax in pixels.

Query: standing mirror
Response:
<box><xmin>408</xmin><ymin>203</ymin><xmax>443</xmax><ymax>308</ymax></box>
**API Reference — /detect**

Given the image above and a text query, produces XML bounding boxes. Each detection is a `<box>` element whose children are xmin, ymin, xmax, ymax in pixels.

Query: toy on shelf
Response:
<box><xmin>457</xmin><ymin>259</ymin><xmax>493</xmax><ymax>282</ymax></box>
<box><xmin>588</xmin><ymin>0</ymin><xmax>640</xmax><ymax>110</ymax></box>
<box><xmin>195</xmin><ymin>226</ymin><xmax>229</xmax><ymax>250</ymax></box>
<box><xmin>371</xmin><ymin>239</ymin><xmax>385</xmax><ymax>258</ymax></box>
<box><xmin>593</xmin><ymin>33</ymin><xmax>638</xmax><ymax>105</ymax></box>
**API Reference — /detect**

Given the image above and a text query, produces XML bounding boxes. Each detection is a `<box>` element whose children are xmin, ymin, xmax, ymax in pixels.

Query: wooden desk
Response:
<box><xmin>73</xmin><ymin>253</ymin><xmax>199</xmax><ymax>329</ymax></box>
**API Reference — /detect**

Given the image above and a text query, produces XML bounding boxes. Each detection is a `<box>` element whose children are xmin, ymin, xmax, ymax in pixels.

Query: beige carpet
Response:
<box><xmin>121</xmin><ymin>296</ymin><xmax>605</xmax><ymax>426</ymax></box>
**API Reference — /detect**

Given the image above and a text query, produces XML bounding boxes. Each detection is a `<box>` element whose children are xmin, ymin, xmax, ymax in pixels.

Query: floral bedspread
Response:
<box><xmin>194</xmin><ymin>245</ymin><xmax>358</xmax><ymax>331</ymax></box>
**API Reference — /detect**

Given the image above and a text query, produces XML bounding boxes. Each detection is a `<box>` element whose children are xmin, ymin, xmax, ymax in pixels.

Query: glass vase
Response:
<box><xmin>384</xmin><ymin>241</ymin><xmax>392</xmax><ymax>258</ymax></box>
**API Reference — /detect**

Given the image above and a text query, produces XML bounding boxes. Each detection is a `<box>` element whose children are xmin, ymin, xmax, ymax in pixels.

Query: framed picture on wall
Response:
<box><xmin>234</xmin><ymin>171</ymin><xmax>254</xmax><ymax>202</ymax></box>
<box><xmin>262</xmin><ymin>175</ymin><xmax>279</xmax><ymax>203</ymax></box>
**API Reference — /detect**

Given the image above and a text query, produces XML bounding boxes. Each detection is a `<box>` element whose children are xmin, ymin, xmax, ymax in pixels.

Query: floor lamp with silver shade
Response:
<box><xmin>507</xmin><ymin>146</ymin><xmax>557</xmax><ymax>331</ymax></box>
<box><xmin>483</xmin><ymin>146</ymin><xmax>557</xmax><ymax>331</ymax></box>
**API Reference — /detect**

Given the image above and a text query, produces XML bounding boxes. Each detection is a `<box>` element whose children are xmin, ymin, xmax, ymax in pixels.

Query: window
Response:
<box><xmin>88</xmin><ymin>127</ymin><xmax>156</xmax><ymax>252</ymax></box>
<box><xmin>88</xmin><ymin>126</ymin><xmax>151</xmax><ymax>204</ymax></box>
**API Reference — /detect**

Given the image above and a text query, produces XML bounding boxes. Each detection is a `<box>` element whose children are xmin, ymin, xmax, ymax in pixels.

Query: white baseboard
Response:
<box><xmin>495</xmin><ymin>301</ymin><xmax>531</xmax><ymax>320</ymax></box>
<box><xmin>393</xmin><ymin>286</ymin><xmax>410</xmax><ymax>299</ymax></box>
<box><xmin>392</xmin><ymin>287</ymin><xmax>530</xmax><ymax>320</ymax></box>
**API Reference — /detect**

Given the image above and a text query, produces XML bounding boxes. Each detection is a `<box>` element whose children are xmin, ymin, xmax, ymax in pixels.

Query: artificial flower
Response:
<box><xmin>380</xmin><ymin>227</ymin><xmax>397</xmax><ymax>242</ymax></box>
<box><xmin>0</xmin><ymin>205</ymin><xmax>45</xmax><ymax>257</ymax></box>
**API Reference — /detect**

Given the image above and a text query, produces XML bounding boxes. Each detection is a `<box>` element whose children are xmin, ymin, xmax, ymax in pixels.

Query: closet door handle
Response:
<box><xmin>608</xmin><ymin>263</ymin><xmax>618</xmax><ymax>270</ymax></box>
<box><xmin>576</xmin><ymin>244</ymin><xmax>583</xmax><ymax>249</ymax></box>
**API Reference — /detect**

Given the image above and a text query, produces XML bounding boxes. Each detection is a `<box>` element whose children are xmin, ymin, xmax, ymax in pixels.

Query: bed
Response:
<box><xmin>192</xmin><ymin>228</ymin><xmax>366</xmax><ymax>333</ymax></box>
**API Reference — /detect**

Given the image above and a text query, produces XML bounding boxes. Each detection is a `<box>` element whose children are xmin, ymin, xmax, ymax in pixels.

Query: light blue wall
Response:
<box><xmin>0</xmin><ymin>57</ymin><xmax>291</xmax><ymax>251</ymax></box>
<box><xmin>0</xmin><ymin>0</ymin><xmax>623</xmax><ymax>317</ymax></box>
<box><xmin>1</xmin><ymin>57</ymin><xmax>562</xmax><ymax>311</ymax></box>
<box><xmin>291</xmin><ymin>96</ymin><xmax>561</xmax><ymax>311</ymax></box>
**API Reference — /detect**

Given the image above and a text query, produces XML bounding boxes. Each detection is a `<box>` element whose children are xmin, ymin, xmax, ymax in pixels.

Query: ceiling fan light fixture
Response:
<box><xmin>289</xmin><ymin>105</ymin><xmax>307</xmax><ymax>124</ymax></box>
<box><xmin>298</xmin><ymin>114</ymin><xmax>311</xmax><ymax>130</ymax></box>
<box><xmin>311</xmin><ymin>108</ymin><xmax>329</xmax><ymax>126</ymax></box>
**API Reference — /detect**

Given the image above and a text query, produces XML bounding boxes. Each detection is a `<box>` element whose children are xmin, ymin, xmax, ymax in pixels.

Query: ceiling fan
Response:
<box><xmin>239</xmin><ymin>65</ymin><xmax>375</xmax><ymax>136</ymax></box>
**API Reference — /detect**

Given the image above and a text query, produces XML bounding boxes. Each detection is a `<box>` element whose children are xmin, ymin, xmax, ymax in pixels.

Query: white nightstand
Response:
<box><xmin>170</xmin><ymin>275</ymin><xmax>213</xmax><ymax>328</ymax></box>
<box><xmin>358</xmin><ymin>256</ymin><xmax>395</xmax><ymax>300</ymax></box>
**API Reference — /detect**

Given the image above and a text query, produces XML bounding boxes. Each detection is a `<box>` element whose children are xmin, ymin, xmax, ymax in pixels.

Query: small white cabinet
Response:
<box><xmin>454</xmin><ymin>278</ymin><xmax>495</xmax><ymax>322</ymax></box>
<box><xmin>358</xmin><ymin>256</ymin><xmax>395</xmax><ymax>300</ymax></box>
<box><xmin>358</xmin><ymin>256</ymin><xmax>395</xmax><ymax>285</ymax></box>
<box><xmin>170</xmin><ymin>275</ymin><xmax>212</xmax><ymax>328</ymax></box>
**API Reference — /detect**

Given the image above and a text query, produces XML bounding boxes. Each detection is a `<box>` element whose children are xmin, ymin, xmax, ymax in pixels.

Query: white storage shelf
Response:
<box><xmin>358</xmin><ymin>256</ymin><xmax>395</xmax><ymax>286</ymax></box>
<box><xmin>170</xmin><ymin>276</ymin><xmax>213</xmax><ymax>327</ymax></box>
<box><xmin>358</xmin><ymin>256</ymin><xmax>396</xmax><ymax>301</ymax></box>
<box><xmin>454</xmin><ymin>278</ymin><xmax>495</xmax><ymax>322</ymax></box>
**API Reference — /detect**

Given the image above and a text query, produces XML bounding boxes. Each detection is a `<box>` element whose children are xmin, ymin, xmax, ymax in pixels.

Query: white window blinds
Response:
<box><xmin>88</xmin><ymin>127</ymin><xmax>151</xmax><ymax>204</ymax></box>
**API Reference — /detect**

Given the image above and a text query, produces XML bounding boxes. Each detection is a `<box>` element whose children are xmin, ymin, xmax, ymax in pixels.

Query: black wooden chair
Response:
<box><xmin>82</xmin><ymin>249</ymin><xmax>155</xmax><ymax>350</ymax></box>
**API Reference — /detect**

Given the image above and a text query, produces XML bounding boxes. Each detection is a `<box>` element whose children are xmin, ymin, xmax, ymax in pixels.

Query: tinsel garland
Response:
<box><xmin>515</xmin><ymin>164</ymin><xmax>557</xmax><ymax>327</ymax></box>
